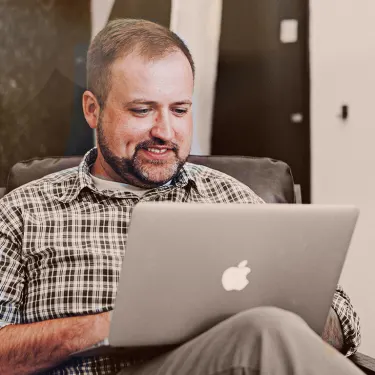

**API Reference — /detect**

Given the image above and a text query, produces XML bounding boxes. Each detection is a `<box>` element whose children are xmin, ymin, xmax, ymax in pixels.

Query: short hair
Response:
<box><xmin>87</xmin><ymin>18</ymin><xmax>195</xmax><ymax>107</ymax></box>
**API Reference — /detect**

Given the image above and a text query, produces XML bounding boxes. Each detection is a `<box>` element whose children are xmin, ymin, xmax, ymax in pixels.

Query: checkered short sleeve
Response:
<box><xmin>332</xmin><ymin>284</ymin><xmax>361</xmax><ymax>356</ymax></box>
<box><xmin>0</xmin><ymin>198</ymin><xmax>25</xmax><ymax>327</ymax></box>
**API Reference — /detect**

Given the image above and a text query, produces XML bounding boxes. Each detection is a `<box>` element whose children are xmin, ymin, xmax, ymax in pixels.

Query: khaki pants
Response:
<box><xmin>118</xmin><ymin>307</ymin><xmax>364</xmax><ymax>375</ymax></box>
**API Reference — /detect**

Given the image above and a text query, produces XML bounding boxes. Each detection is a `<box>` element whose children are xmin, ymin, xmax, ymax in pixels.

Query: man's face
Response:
<box><xmin>94</xmin><ymin>50</ymin><xmax>194</xmax><ymax>188</ymax></box>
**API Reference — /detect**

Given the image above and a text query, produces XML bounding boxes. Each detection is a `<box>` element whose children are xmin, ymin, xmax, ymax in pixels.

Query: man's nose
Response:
<box><xmin>150</xmin><ymin>111</ymin><xmax>174</xmax><ymax>141</ymax></box>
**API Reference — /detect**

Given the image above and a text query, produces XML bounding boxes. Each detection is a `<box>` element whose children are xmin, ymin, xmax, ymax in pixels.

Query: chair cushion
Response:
<box><xmin>6</xmin><ymin>155</ymin><xmax>295</xmax><ymax>203</ymax></box>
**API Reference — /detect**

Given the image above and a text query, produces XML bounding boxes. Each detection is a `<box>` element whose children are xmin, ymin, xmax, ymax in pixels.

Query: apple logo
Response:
<box><xmin>221</xmin><ymin>260</ymin><xmax>251</xmax><ymax>291</ymax></box>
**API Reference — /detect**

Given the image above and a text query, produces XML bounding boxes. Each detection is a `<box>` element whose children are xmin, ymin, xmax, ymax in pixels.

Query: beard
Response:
<box><xmin>96</xmin><ymin>118</ymin><xmax>188</xmax><ymax>188</ymax></box>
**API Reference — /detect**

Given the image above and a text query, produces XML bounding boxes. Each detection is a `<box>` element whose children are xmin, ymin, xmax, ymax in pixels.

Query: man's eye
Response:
<box><xmin>130</xmin><ymin>108</ymin><xmax>150</xmax><ymax>116</ymax></box>
<box><xmin>173</xmin><ymin>108</ymin><xmax>188</xmax><ymax>116</ymax></box>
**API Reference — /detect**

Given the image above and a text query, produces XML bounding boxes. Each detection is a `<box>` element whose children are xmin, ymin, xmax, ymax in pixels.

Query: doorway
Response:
<box><xmin>211</xmin><ymin>0</ymin><xmax>310</xmax><ymax>202</ymax></box>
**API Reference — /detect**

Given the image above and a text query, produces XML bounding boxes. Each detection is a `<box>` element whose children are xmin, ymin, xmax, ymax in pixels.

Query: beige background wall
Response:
<box><xmin>310</xmin><ymin>1</ymin><xmax>375</xmax><ymax>357</ymax></box>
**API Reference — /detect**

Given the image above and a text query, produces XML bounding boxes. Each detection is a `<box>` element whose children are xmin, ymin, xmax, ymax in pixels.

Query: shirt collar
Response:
<box><xmin>55</xmin><ymin>148</ymin><xmax>199</xmax><ymax>203</ymax></box>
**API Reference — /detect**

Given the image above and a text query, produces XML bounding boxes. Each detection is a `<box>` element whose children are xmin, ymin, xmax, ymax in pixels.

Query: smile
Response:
<box><xmin>140</xmin><ymin>148</ymin><xmax>174</xmax><ymax>160</ymax></box>
<box><xmin>147</xmin><ymin>148</ymin><xmax>169</xmax><ymax>154</ymax></box>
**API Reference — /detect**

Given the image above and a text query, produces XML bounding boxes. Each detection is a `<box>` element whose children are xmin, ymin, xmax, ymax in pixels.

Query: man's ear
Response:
<box><xmin>82</xmin><ymin>91</ymin><xmax>100</xmax><ymax>130</ymax></box>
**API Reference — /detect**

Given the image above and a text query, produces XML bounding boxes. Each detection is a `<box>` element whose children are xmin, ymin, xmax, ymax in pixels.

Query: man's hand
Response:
<box><xmin>322</xmin><ymin>307</ymin><xmax>344</xmax><ymax>351</ymax></box>
<box><xmin>0</xmin><ymin>311</ymin><xmax>111</xmax><ymax>375</ymax></box>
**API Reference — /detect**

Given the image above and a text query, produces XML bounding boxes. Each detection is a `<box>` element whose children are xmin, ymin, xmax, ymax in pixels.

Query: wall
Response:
<box><xmin>310</xmin><ymin>1</ymin><xmax>375</xmax><ymax>357</ymax></box>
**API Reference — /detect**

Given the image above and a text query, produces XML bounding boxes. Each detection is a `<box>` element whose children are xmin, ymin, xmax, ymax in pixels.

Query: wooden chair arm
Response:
<box><xmin>350</xmin><ymin>352</ymin><xmax>375</xmax><ymax>374</ymax></box>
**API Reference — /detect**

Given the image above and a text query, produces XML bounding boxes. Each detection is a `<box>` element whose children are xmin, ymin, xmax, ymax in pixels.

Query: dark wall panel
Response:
<box><xmin>109</xmin><ymin>0</ymin><xmax>171</xmax><ymax>27</ymax></box>
<box><xmin>0</xmin><ymin>0</ymin><xmax>91</xmax><ymax>186</ymax></box>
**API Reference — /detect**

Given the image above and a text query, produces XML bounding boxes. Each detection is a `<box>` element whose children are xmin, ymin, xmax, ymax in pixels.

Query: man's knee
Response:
<box><xmin>199</xmin><ymin>307</ymin><xmax>309</xmax><ymax>369</ymax></box>
<box><xmin>227</xmin><ymin>306</ymin><xmax>308</xmax><ymax>337</ymax></box>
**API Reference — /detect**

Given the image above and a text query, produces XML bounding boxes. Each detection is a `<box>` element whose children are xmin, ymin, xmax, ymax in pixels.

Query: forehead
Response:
<box><xmin>109</xmin><ymin>51</ymin><xmax>194</xmax><ymax>101</ymax></box>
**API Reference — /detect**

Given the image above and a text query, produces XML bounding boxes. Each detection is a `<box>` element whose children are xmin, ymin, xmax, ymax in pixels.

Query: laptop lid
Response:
<box><xmin>109</xmin><ymin>203</ymin><xmax>359</xmax><ymax>348</ymax></box>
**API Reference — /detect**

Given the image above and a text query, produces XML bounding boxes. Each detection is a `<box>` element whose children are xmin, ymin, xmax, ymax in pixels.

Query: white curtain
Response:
<box><xmin>170</xmin><ymin>0</ymin><xmax>222</xmax><ymax>155</ymax></box>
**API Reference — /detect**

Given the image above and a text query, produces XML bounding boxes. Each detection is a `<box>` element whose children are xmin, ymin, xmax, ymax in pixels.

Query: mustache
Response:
<box><xmin>135</xmin><ymin>140</ymin><xmax>179</xmax><ymax>153</ymax></box>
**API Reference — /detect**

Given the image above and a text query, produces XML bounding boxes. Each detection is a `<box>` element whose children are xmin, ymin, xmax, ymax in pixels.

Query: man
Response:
<box><xmin>0</xmin><ymin>19</ymin><xmax>362</xmax><ymax>375</ymax></box>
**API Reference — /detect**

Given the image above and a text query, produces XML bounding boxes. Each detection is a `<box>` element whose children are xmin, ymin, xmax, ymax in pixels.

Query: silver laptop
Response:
<box><xmin>72</xmin><ymin>203</ymin><xmax>359</xmax><ymax>357</ymax></box>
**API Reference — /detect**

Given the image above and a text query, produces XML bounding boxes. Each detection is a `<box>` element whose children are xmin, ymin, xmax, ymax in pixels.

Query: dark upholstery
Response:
<box><xmin>5</xmin><ymin>155</ymin><xmax>296</xmax><ymax>203</ymax></box>
<box><xmin>6</xmin><ymin>156</ymin><xmax>83</xmax><ymax>194</ymax></box>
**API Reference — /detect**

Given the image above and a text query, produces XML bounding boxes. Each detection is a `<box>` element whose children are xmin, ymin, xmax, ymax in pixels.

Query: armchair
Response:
<box><xmin>0</xmin><ymin>155</ymin><xmax>374</xmax><ymax>374</ymax></box>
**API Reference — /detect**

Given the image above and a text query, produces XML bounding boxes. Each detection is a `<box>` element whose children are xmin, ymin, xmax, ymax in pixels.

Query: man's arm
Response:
<box><xmin>322</xmin><ymin>307</ymin><xmax>344</xmax><ymax>350</ymax></box>
<box><xmin>322</xmin><ymin>285</ymin><xmax>361</xmax><ymax>356</ymax></box>
<box><xmin>0</xmin><ymin>312</ymin><xmax>110</xmax><ymax>375</ymax></box>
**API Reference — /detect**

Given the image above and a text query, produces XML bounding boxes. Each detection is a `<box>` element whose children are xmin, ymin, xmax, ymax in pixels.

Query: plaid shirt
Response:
<box><xmin>0</xmin><ymin>148</ymin><xmax>360</xmax><ymax>374</ymax></box>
